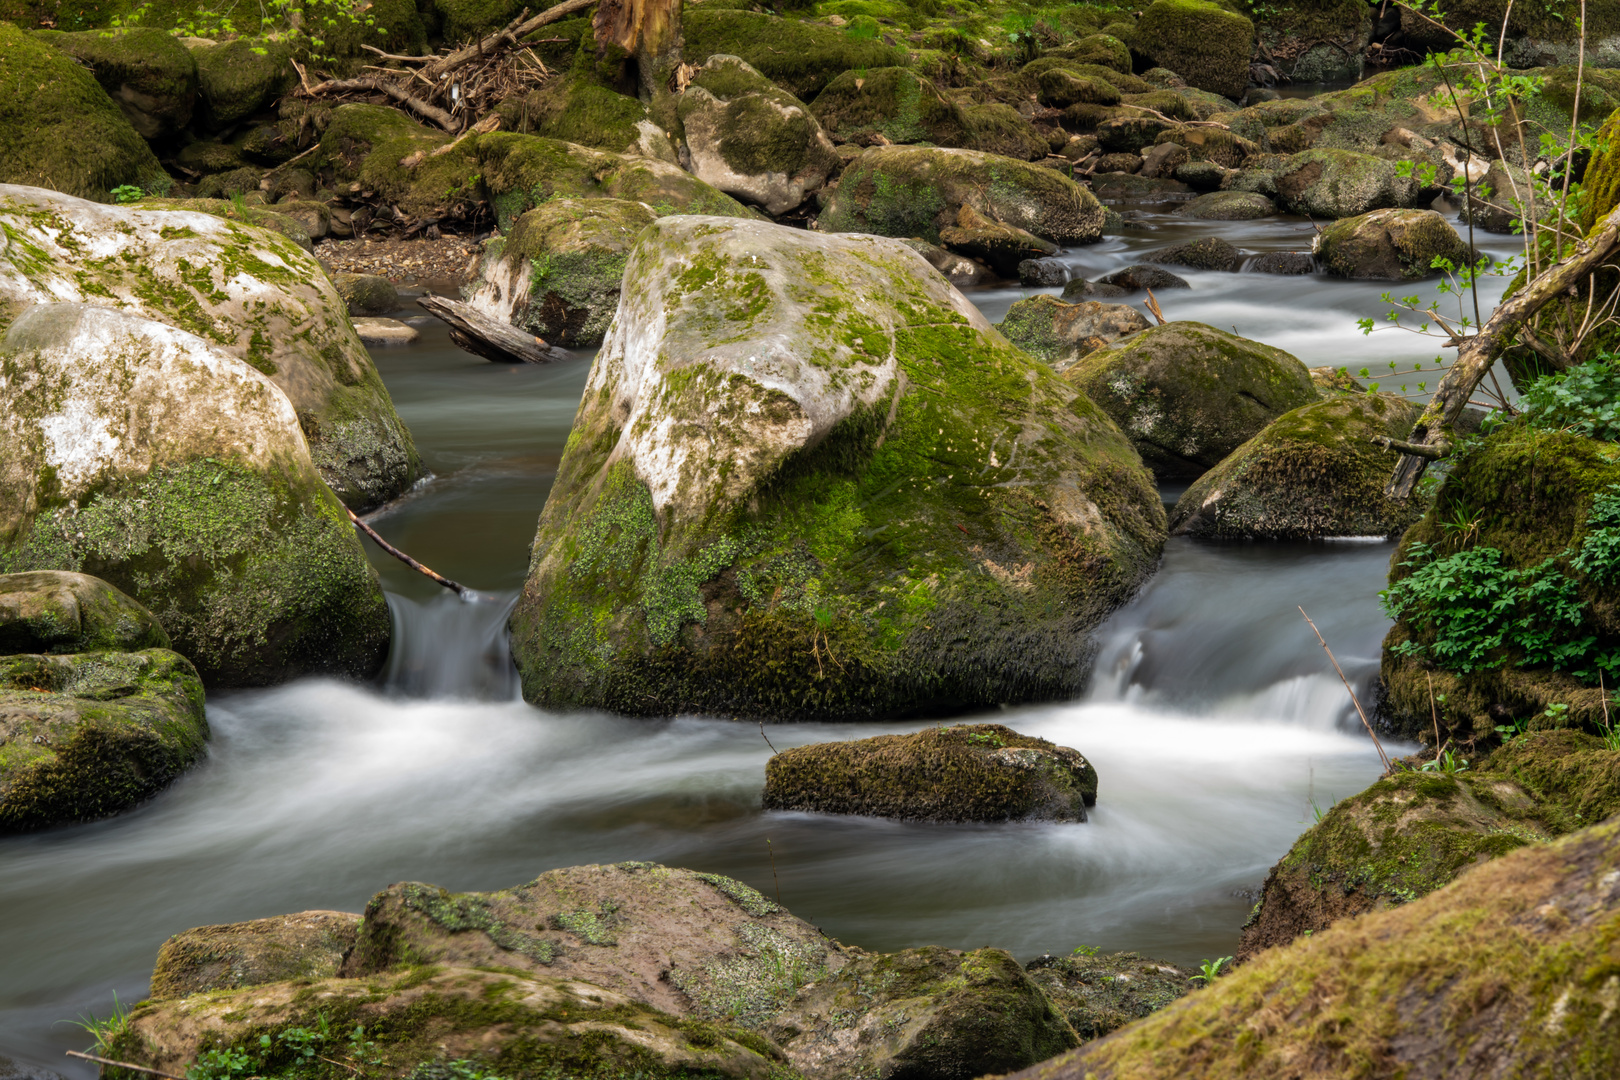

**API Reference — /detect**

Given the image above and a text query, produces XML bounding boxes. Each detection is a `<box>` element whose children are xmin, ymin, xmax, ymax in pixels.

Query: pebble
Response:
<box><xmin>353</xmin><ymin>318</ymin><xmax>421</xmax><ymax>345</ymax></box>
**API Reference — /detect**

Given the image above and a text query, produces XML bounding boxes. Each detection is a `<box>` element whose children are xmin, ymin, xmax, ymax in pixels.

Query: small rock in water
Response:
<box><xmin>1143</xmin><ymin>236</ymin><xmax>1242</xmax><ymax>272</ymax></box>
<box><xmin>332</xmin><ymin>271</ymin><xmax>400</xmax><ymax>316</ymax></box>
<box><xmin>1100</xmin><ymin>264</ymin><xmax>1191</xmax><ymax>290</ymax></box>
<box><xmin>1019</xmin><ymin>256</ymin><xmax>1070</xmax><ymax>286</ymax></box>
<box><xmin>353</xmin><ymin>316</ymin><xmax>420</xmax><ymax>345</ymax></box>
<box><xmin>1063</xmin><ymin>277</ymin><xmax>1131</xmax><ymax>300</ymax></box>
<box><xmin>1247</xmin><ymin>251</ymin><xmax>1316</xmax><ymax>275</ymax></box>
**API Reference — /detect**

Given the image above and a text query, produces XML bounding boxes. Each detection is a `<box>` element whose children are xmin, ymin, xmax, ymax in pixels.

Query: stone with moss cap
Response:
<box><xmin>0</xmin><ymin>184</ymin><xmax>422</xmax><ymax>509</ymax></box>
<box><xmin>811</xmin><ymin>67</ymin><xmax>972</xmax><ymax>149</ymax></box>
<box><xmin>0</xmin><ymin>23</ymin><xmax>169</xmax><ymax>202</ymax></box>
<box><xmin>1024</xmin><ymin>950</ymin><xmax>1195</xmax><ymax>1040</ymax></box>
<box><xmin>1169</xmin><ymin>393</ymin><xmax>1422</xmax><ymax>540</ymax></box>
<box><xmin>467</xmin><ymin>197</ymin><xmax>655</xmax><ymax>348</ymax></box>
<box><xmin>500</xmin><ymin>48</ymin><xmax>676</xmax><ymax>162</ymax></box>
<box><xmin>820</xmin><ymin>145</ymin><xmax>1107</xmax><ymax>246</ymax></box>
<box><xmin>1174</xmin><ymin>190</ymin><xmax>1276</xmax><ymax>220</ymax></box>
<box><xmin>0</xmin><ymin>303</ymin><xmax>390</xmax><ymax>685</ymax></box>
<box><xmin>150</xmin><ymin>910</ymin><xmax>361</xmax><ymax>999</ymax></box>
<box><xmin>1315</xmin><ymin>207</ymin><xmax>1477</xmax><ymax>281</ymax></box>
<box><xmin>678</xmin><ymin>55</ymin><xmax>839</xmax><ymax>216</ymax></box>
<box><xmin>33</xmin><ymin>26</ymin><xmax>196</xmax><ymax>139</ymax></box>
<box><xmin>1274</xmin><ymin>148</ymin><xmax>1425</xmax><ymax>219</ymax></box>
<box><xmin>683</xmin><ymin>8</ymin><xmax>902</xmax><ymax>100</ymax></box>
<box><xmin>190</xmin><ymin>37</ymin><xmax>292</xmax><ymax>131</ymax></box>
<box><xmin>1065</xmin><ymin>321</ymin><xmax>1320</xmax><ymax>480</ymax></box>
<box><xmin>0</xmin><ymin>570</ymin><xmax>170</xmax><ymax>662</ymax></box>
<box><xmin>1049</xmin><ymin>32</ymin><xmax>1133</xmax><ymax>73</ymax></box>
<box><xmin>962</xmin><ymin>103</ymin><xmax>1049</xmax><ymax>162</ymax></box>
<box><xmin>765</xmin><ymin>945</ymin><xmax>1079</xmax><ymax>1079</ymax></box>
<box><xmin>763</xmin><ymin>723</ymin><xmax>1097</xmax><ymax>822</ymax></box>
<box><xmin>1128</xmin><ymin>0</ymin><xmax>1253</xmax><ymax>101</ymax></box>
<box><xmin>509</xmin><ymin>217</ymin><xmax>1165</xmax><ymax>720</ymax></box>
<box><xmin>0</xmin><ymin>647</ymin><xmax>207</xmax><ymax>832</ymax></box>
<box><xmin>996</xmin><ymin>295</ymin><xmax>1150</xmax><ymax>372</ymax></box>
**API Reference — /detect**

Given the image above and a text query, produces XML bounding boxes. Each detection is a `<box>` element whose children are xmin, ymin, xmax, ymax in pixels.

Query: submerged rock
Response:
<box><xmin>762</xmin><ymin>723</ymin><xmax>1098</xmax><ymax>822</ymax></box>
<box><xmin>1025</xmin><ymin>950</ymin><xmax>1196</xmax><ymax>1039</ymax></box>
<box><xmin>1065</xmin><ymin>321</ymin><xmax>1319</xmax><ymax>479</ymax></box>
<box><xmin>0</xmin><ymin>647</ymin><xmax>207</xmax><ymax>833</ymax></box>
<box><xmin>150</xmin><ymin>911</ymin><xmax>362</xmax><ymax>999</ymax></box>
<box><xmin>508</xmin><ymin>217</ymin><xmax>1165</xmax><ymax>720</ymax></box>
<box><xmin>1169</xmin><ymin>394</ymin><xmax>1423</xmax><ymax>540</ymax></box>
<box><xmin>1006</xmin><ymin>813</ymin><xmax>1620</xmax><ymax>1079</ymax></box>
<box><xmin>1315</xmin><ymin>207</ymin><xmax>1477</xmax><ymax>280</ymax></box>
<box><xmin>0</xmin><ymin>571</ymin><xmax>169</xmax><ymax>656</ymax></box>
<box><xmin>0</xmin><ymin>184</ymin><xmax>421</xmax><ymax>509</ymax></box>
<box><xmin>0</xmin><ymin>304</ymin><xmax>391</xmax><ymax>686</ymax></box>
<box><xmin>766</xmin><ymin>946</ymin><xmax>1079</xmax><ymax>1079</ymax></box>
<box><xmin>997</xmin><ymin>295</ymin><xmax>1150</xmax><ymax>371</ymax></box>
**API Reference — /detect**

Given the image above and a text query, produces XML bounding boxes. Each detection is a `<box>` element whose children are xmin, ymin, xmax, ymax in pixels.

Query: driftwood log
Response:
<box><xmin>1386</xmin><ymin>200</ymin><xmax>1620</xmax><ymax>497</ymax></box>
<box><xmin>417</xmin><ymin>295</ymin><xmax>572</xmax><ymax>364</ymax></box>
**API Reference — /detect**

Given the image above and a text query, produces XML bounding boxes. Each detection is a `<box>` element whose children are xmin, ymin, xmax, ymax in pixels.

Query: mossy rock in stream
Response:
<box><xmin>1024</xmin><ymin>951</ymin><xmax>1196</xmax><ymax>1040</ymax></box>
<box><xmin>1168</xmin><ymin>394</ymin><xmax>1423</xmax><ymax>540</ymax></box>
<box><xmin>0</xmin><ymin>571</ymin><xmax>169</xmax><ymax>655</ymax></box>
<box><xmin>1315</xmin><ymin>208</ymin><xmax>1477</xmax><ymax>281</ymax></box>
<box><xmin>1064</xmin><ymin>321</ymin><xmax>1320</xmax><ymax>480</ymax></box>
<box><xmin>33</xmin><ymin>26</ymin><xmax>197</xmax><ymax>140</ymax></box>
<box><xmin>0</xmin><ymin>304</ymin><xmax>391</xmax><ymax>686</ymax></box>
<box><xmin>149</xmin><ymin>911</ymin><xmax>362</xmax><ymax>998</ymax></box>
<box><xmin>810</xmin><ymin>67</ymin><xmax>973</xmax><ymax>148</ymax></box>
<box><xmin>1128</xmin><ymin>0</ymin><xmax>1253</xmax><ymax>101</ymax></box>
<box><xmin>0</xmin><ymin>184</ymin><xmax>421</xmax><ymax>510</ymax></box>
<box><xmin>508</xmin><ymin>217</ymin><xmax>1165</xmax><ymax>720</ymax></box>
<box><xmin>683</xmin><ymin>9</ymin><xmax>902</xmax><ymax>100</ymax></box>
<box><xmin>995</xmin><ymin>295</ymin><xmax>1150</xmax><ymax>371</ymax></box>
<box><xmin>0</xmin><ymin>647</ymin><xmax>207</xmax><ymax>832</ymax></box>
<box><xmin>0</xmin><ymin>23</ymin><xmax>169</xmax><ymax>202</ymax></box>
<box><xmin>999</xmin><ymin>812</ymin><xmax>1620</xmax><ymax>1080</ymax></box>
<box><xmin>1273</xmin><ymin>148</ymin><xmax>1425</xmax><ymax>219</ymax></box>
<box><xmin>762</xmin><ymin>723</ymin><xmax>1097</xmax><ymax>822</ymax></box>
<box><xmin>1236</xmin><ymin>730</ymin><xmax>1620</xmax><ymax>961</ymax></box>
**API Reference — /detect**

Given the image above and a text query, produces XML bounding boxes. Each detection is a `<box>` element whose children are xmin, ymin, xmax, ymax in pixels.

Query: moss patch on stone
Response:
<box><xmin>0</xmin><ymin>570</ymin><xmax>169</xmax><ymax>655</ymax></box>
<box><xmin>683</xmin><ymin>9</ymin><xmax>902</xmax><ymax>99</ymax></box>
<box><xmin>150</xmin><ymin>911</ymin><xmax>361</xmax><ymax>999</ymax></box>
<box><xmin>1024</xmin><ymin>951</ymin><xmax>1195</xmax><ymax>1040</ymax></box>
<box><xmin>33</xmin><ymin>26</ymin><xmax>197</xmax><ymax>139</ymax></box>
<box><xmin>811</xmin><ymin>67</ymin><xmax>971</xmax><ymax>147</ymax></box>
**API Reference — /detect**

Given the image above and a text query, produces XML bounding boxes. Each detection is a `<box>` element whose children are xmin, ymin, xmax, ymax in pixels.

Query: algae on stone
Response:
<box><xmin>150</xmin><ymin>910</ymin><xmax>361</xmax><ymax>999</ymax></box>
<box><xmin>0</xmin><ymin>571</ymin><xmax>169</xmax><ymax>656</ymax></box>
<box><xmin>1315</xmin><ymin>207</ymin><xmax>1476</xmax><ymax>280</ymax></box>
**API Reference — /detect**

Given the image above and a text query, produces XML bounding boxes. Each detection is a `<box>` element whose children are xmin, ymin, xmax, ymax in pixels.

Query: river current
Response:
<box><xmin>0</xmin><ymin>202</ymin><xmax>1526</xmax><ymax>1075</ymax></box>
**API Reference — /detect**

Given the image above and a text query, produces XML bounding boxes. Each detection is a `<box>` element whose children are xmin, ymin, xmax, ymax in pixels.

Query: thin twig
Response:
<box><xmin>65</xmin><ymin>1052</ymin><xmax>185</xmax><ymax>1080</ymax></box>
<box><xmin>1300</xmin><ymin>606</ymin><xmax>1393</xmax><ymax>772</ymax></box>
<box><xmin>346</xmin><ymin>508</ymin><xmax>470</xmax><ymax>597</ymax></box>
<box><xmin>1428</xmin><ymin>671</ymin><xmax>1442</xmax><ymax>763</ymax></box>
<box><xmin>758</xmin><ymin>719</ymin><xmax>778</xmax><ymax>755</ymax></box>
<box><xmin>767</xmin><ymin>838</ymin><xmax>782</xmax><ymax>905</ymax></box>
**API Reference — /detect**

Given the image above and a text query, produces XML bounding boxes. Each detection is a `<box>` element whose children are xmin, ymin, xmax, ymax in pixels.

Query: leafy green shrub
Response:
<box><xmin>1516</xmin><ymin>355</ymin><xmax>1620</xmax><ymax>441</ymax></box>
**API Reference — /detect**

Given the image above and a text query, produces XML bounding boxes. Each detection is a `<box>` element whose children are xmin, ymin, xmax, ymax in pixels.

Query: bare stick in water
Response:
<box><xmin>1299</xmin><ymin>606</ymin><xmax>1393</xmax><ymax>773</ymax></box>
<box><xmin>65</xmin><ymin>1051</ymin><xmax>186</xmax><ymax>1080</ymax></box>
<box><xmin>346</xmin><ymin>508</ymin><xmax>470</xmax><ymax>598</ymax></box>
<box><xmin>767</xmin><ymin>838</ymin><xmax>782</xmax><ymax>905</ymax></box>
<box><xmin>758</xmin><ymin>718</ymin><xmax>778</xmax><ymax>756</ymax></box>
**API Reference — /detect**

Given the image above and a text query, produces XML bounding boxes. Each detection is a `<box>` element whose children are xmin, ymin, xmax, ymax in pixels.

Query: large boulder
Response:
<box><xmin>1001</xmin><ymin>812</ymin><xmax>1620</xmax><ymax>1080</ymax></box>
<box><xmin>34</xmin><ymin>27</ymin><xmax>197</xmax><ymax>140</ymax></box>
<box><xmin>1065</xmin><ymin>322</ymin><xmax>1320</xmax><ymax>479</ymax></box>
<box><xmin>0</xmin><ymin>303</ymin><xmax>391</xmax><ymax>686</ymax></box>
<box><xmin>811</xmin><ymin>66</ymin><xmax>972</xmax><ymax>148</ymax></box>
<box><xmin>1128</xmin><ymin>0</ymin><xmax>1254</xmax><ymax>101</ymax></box>
<box><xmin>683</xmin><ymin>9</ymin><xmax>902</xmax><ymax>100</ymax></box>
<box><xmin>0</xmin><ymin>24</ymin><xmax>168</xmax><ymax>202</ymax></box>
<box><xmin>1238</xmin><ymin>731</ymin><xmax>1620</xmax><ymax>960</ymax></box>
<box><xmin>1315</xmin><ymin>207</ymin><xmax>1477</xmax><ymax>280</ymax></box>
<box><xmin>1274</xmin><ymin>149</ymin><xmax>1425</xmax><ymax>219</ymax></box>
<box><xmin>508</xmin><ymin>218</ymin><xmax>1166</xmax><ymax>720</ymax></box>
<box><xmin>0</xmin><ymin>571</ymin><xmax>168</xmax><ymax>655</ymax></box>
<box><xmin>765</xmin><ymin>946</ymin><xmax>1080</xmax><ymax>1080</ymax></box>
<box><xmin>0</xmin><ymin>646</ymin><xmax>207</xmax><ymax>833</ymax></box>
<box><xmin>820</xmin><ymin>146</ymin><xmax>1107</xmax><ymax>246</ymax></box>
<box><xmin>467</xmin><ymin>197</ymin><xmax>656</xmax><ymax>349</ymax></box>
<box><xmin>499</xmin><ymin>74</ymin><xmax>674</xmax><ymax>161</ymax></box>
<box><xmin>762</xmin><ymin>723</ymin><xmax>1098</xmax><ymax>822</ymax></box>
<box><xmin>1025</xmin><ymin>951</ymin><xmax>1195</xmax><ymax>1040</ymax></box>
<box><xmin>191</xmin><ymin>37</ymin><xmax>292</xmax><ymax>131</ymax></box>
<box><xmin>678</xmin><ymin>55</ymin><xmax>840</xmax><ymax>215</ymax></box>
<box><xmin>1169</xmin><ymin>394</ymin><xmax>1424</xmax><ymax>540</ymax></box>
<box><xmin>150</xmin><ymin>911</ymin><xmax>362</xmax><ymax>999</ymax></box>
<box><xmin>0</xmin><ymin>184</ymin><xmax>422</xmax><ymax>509</ymax></box>
<box><xmin>996</xmin><ymin>295</ymin><xmax>1150</xmax><ymax>371</ymax></box>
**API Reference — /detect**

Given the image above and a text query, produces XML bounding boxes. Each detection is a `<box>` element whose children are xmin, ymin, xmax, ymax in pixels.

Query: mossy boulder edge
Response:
<box><xmin>0</xmin><ymin>570</ymin><xmax>169</xmax><ymax>655</ymax></box>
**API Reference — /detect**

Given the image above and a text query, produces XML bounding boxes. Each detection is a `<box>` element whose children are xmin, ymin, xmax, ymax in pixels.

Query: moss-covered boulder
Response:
<box><xmin>150</xmin><ymin>911</ymin><xmax>361</xmax><ymax>999</ymax></box>
<box><xmin>1169</xmin><ymin>394</ymin><xmax>1421</xmax><ymax>540</ymax></box>
<box><xmin>0</xmin><ymin>23</ymin><xmax>168</xmax><ymax>201</ymax></box>
<box><xmin>762</xmin><ymin>723</ymin><xmax>1097</xmax><ymax>822</ymax></box>
<box><xmin>432</xmin><ymin>0</ymin><xmax>524</xmax><ymax>42</ymax></box>
<box><xmin>678</xmin><ymin>55</ymin><xmax>839</xmax><ymax>215</ymax></box>
<box><xmin>1065</xmin><ymin>322</ymin><xmax>1320</xmax><ymax>480</ymax></box>
<box><xmin>1381</xmin><ymin>425</ymin><xmax>1620</xmax><ymax>746</ymax></box>
<box><xmin>683</xmin><ymin>9</ymin><xmax>902</xmax><ymax>99</ymax></box>
<box><xmin>500</xmin><ymin>68</ymin><xmax>674</xmax><ymax>161</ymax></box>
<box><xmin>938</xmin><ymin>203</ymin><xmax>1058</xmax><ymax>278</ymax></box>
<box><xmin>466</xmin><ymin>197</ymin><xmax>655</xmax><ymax>348</ymax></box>
<box><xmin>765</xmin><ymin>946</ymin><xmax>1080</xmax><ymax>1079</ymax></box>
<box><xmin>1174</xmin><ymin>190</ymin><xmax>1276</xmax><ymax>219</ymax></box>
<box><xmin>1237</xmin><ymin>730</ymin><xmax>1620</xmax><ymax>961</ymax></box>
<box><xmin>1037</xmin><ymin>69</ymin><xmax>1123</xmax><ymax>109</ymax></box>
<box><xmin>0</xmin><ymin>303</ymin><xmax>390</xmax><ymax>686</ymax></box>
<box><xmin>1274</xmin><ymin>148</ymin><xmax>1425</xmax><ymax>219</ymax></box>
<box><xmin>1024</xmin><ymin>951</ymin><xmax>1195</xmax><ymax>1040</ymax></box>
<box><xmin>191</xmin><ymin>37</ymin><xmax>293</xmax><ymax>130</ymax></box>
<box><xmin>1142</xmin><ymin>236</ymin><xmax>1242</xmax><ymax>272</ymax></box>
<box><xmin>1128</xmin><ymin>0</ymin><xmax>1253</xmax><ymax>101</ymax></box>
<box><xmin>996</xmin><ymin>295</ymin><xmax>1150</xmax><ymax>371</ymax></box>
<box><xmin>333</xmin><ymin>272</ymin><xmax>400</xmax><ymax>316</ymax></box>
<box><xmin>1315</xmin><ymin>207</ymin><xmax>1476</xmax><ymax>280</ymax></box>
<box><xmin>810</xmin><ymin>66</ymin><xmax>971</xmax><ymax>148</ymax></box>
<box><xmin>34</xmin><ymin>26</ymin><xmax>196</xmax><ymax>140</ymax></box>
<box><xmin>508</xmin><ymin>217</ymin><xmax>1165</xmax><ymax>720</ymax></box>
<box><xmin>1051</xmin><ymin>32</ymin><xmax>1133</xmax><ymax>73</ymax></box>
<box><xmin>1004</xmin><ymin>811</ymin><xmax>1620</xmax><ymax>1080</ymax></box>
<box><xmin>0</xmin><ymin>571</ymin><xmax>169</xmax><ymax>655</ymax></box>
<box><xmin>820</xmin><ymin>145</ymin><xmax>1106</xmax><ymax>246</ymax></box>
<box><xmin>963</xmin><ymin>103</ymin><xmax>1049</xmax><ymax>162</ymax></box>
<box><xmin>344</xmin><ymin>862</ymin><xmax>845</xmax><ymax>1025</ymax></box>
<box><xmin>109</xmin><ymin>966</ymin><xmax>790</xmax><ymax>1080</ymax></box>
<box><xmin>0</xmin><ymin>184</ymin><xmax>422</xmax><ymax>508</ymax></box>
<box><xmin>0</xmin><ymin>646</ymin><xmax>207</xmax><ymax>832</ymax></box>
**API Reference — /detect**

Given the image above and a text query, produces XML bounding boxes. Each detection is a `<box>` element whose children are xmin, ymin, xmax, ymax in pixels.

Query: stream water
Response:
<box><xmin>0</xmin><ymin>202</ymin><xmax>1527</xmax><ymax>1076</ymax></box>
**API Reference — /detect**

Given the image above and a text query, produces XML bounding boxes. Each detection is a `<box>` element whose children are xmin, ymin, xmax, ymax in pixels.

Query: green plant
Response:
<box><xmin>1308</xmin><ymin>794</ymin><xmax>1337</xmax><ymax>823</ymax></box>
<box><xmin>110</xmin><ymin>185</ymin><xmax>144</xmax><ymax>204</ymax></box>
<box><xmin>1192</xmin><ymin>956</ymin><xmax>1232</xmax><ymax>984</ymax></box>
<box><xmin>64</xmin><ymin>991</ymin><xmax>131</xmax><ymax>1052</ymax></box>
<box><xmin>1421</xmin><ymin>749</ymin><xmax>1470</xmax><ymax>775</ymax></box>
<box><xmin>186</xmin><ymin>1047</ymin><xmax>256</xmax><ymax>1080</ymax></box>
<box><xmin>1516</xmin><ymin>356</ymin><xmax>1620</xmax><ymax>441</ymax></box>
<box><xmin>1001</xmin><ymin>12</ymin><xmax>1039</xmax><ymax>65</ymax></box>
<box><xmin>1071</xmin><ymin>943</ymin><xmax>1101</xmax><ymax>957</ymax></box>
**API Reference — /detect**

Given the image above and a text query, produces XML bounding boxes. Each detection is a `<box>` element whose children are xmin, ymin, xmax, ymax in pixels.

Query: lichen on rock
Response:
<box><xmin>996</xmin><ymin>295</ymin><xmax>1150</xmax><ymax>371</ymax></box>
<box><xmin>150</xmin><ymin>910</ymin><xmax>361</xmax><ymax>999</ymax></box>
<box><xmin>1315</xmin><ymin>207</ymin><xmax>1477</xmax><ymax>280</ymax></box>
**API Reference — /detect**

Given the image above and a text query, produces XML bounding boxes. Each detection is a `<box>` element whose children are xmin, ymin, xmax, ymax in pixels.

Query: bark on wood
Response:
<box><xmin>422</xmin><ymin>0</ymin><xmax>596</xmax><ymax>81</ymax></box>
<box><xmin>300</xmin><ymin>73</ymin><xmax>459</xmax><ymax>131</ymax></box>
<box><xmin>1386</xmin><ymin>202</ymin><xmax>1620</xmax><ymax>498</ymax></box>
<box><xmin>346</xmin><ymin>508</ymin><xmax>471</xmax><ymax>597</ymax></box>
<box><xmin>417</xmin><ymin>294</ymin><xmax>572</xmax><ymax>364</ymax></box>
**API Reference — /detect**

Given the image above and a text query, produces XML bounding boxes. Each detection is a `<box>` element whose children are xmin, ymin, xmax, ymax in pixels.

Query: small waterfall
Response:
<box><xmin>382</xmin><ymin>589</ymin><xmax>521</xmax><ymax>700</ymax></box>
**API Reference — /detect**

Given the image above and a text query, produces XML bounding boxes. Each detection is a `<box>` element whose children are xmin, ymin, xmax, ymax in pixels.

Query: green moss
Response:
<box><xmin>433</xmin><ymin>0</ymin><xmax>524</xmax><ymax>42</ymax></box>
<box><xmin>193</xmin><ymin>37</ymin><xmax>293</xmax><ymax>130</ymax></box>
<box><xmin>503</xmin><ymin>63</ymin><xmax>652</xmax><ymax>156</ymax></box>
<box><xmin>682</xmin><ymin>9</ymin><xmax>902</xmax><ymax>99</ymax></box>
<box><xmin>810</xmin><ymin>67</ymin><xmax>970</xmax><ymax>147</ymax></box>
<box><xmin>0</xmin><ymin>570</ymin><xmax>169</xmax><ymax>654</ymax></box>
<box><xmin>1129</xmin><ymin>0</ymin><xmax>1253</xmax><ymax>100</ymax></box>
<box><xmin>33</xmin><ymin>26</ymin><xmax>197</xmax><ymax>137</ymax></box>
<box><xmin>1316</xmin><ymin>208</ymin><xmax>1474</xmax><ymax>281</ymax></box>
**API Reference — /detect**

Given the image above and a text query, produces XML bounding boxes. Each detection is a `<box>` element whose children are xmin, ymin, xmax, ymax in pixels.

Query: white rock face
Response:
<box><xmin>0</xmin><ymin>184</ymin><xmax>419</xmax><ymax>508</ymax></box>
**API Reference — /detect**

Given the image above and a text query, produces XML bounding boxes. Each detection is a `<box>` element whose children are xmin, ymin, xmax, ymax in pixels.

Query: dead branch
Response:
<box><xmin>417</xmin><ymin>294</ymin><xmax>572</xmax><ymax>364</ymax></box>
<box><xmin>1372</xmin><ymin>435</ymin><xmax>1453</xmax><ymax>459</ymax></box>
<box><xmin>346</xmin><ymin>507</ymin><xmax>471</xmax><ymax>596</ymax></box>
<box><xmin>301</xmin><ymin>74</ymin><xmax>459</xmax><ymax>131</ymax></box>
<box><xmin>65</xmin><ymin>1052</ymin><xmax>186</xmax><ymax>1080</ymax></box>
<box><xmin>421</xmin><ymin>0</ymin><xmax>594</xmax><ymax>82</ymax></box>
<box><xmin>361</xmin><ymin>43</ymin><xmax>433</xmax><ymax>63</ymax></box>
<box><xmin>1300</xmin><ymin>606</ymin><xmax>1393</xmax><ymax>773</ymax></box>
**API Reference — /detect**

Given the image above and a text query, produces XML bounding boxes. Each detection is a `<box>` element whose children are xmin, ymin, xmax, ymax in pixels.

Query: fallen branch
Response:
<box><xmin>1300</xmin><ymin>606</ymin><xmax>1393</xmax><ymax>773</ymax></box>
<box><xmin>1387</xmin><ymin>199</ymin><xmax>1620</xmax><ymax>497</ymax></box>
<box><xmin>422</xmin><ymin>0</ymin><xmax>595</xmax><ymax>81</ymax></box>
<box><xmin>65</xmin><ymin>1051</ymin><xmax>186</xmax><ymax>1080</ymax></box>
<box><xmin>346</xmin><ymin>507</ymin><xmax>470</xmax><ymax>597</ymax></box>
<box><xmin>1143</xmin><ymin>287</ymin><xmax>1167</xmax><ymax>325</ymax></box>
<box><xmin>1372</xmin><ymin>435</ymin><xmax>1452</xmax><ymax>459</ymax></box>
<box><xmin>299</xmin><ymin>73</ymin><xmax>459</xmax><ymax>131</ymax></box>
<box><xmin>417</xmin><ymin>294</ymin><xmax>571</xmax><ymax>364</ymax></box>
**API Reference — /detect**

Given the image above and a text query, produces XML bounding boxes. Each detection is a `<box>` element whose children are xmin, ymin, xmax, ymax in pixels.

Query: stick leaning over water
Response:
<box><xmin>347</xmin><ymin>508</ymin><xmax>471</xmax><ymax>597</ymax></box>
<box><xmin>1300</xmin><ymin>606</ymin><xmax>1393</xmax><ymax>773</ymax></box>
<box><xmin>65</xmin><ymin>1051</ymin><xmax>185</xmax><ymax>1080</ymax></box>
